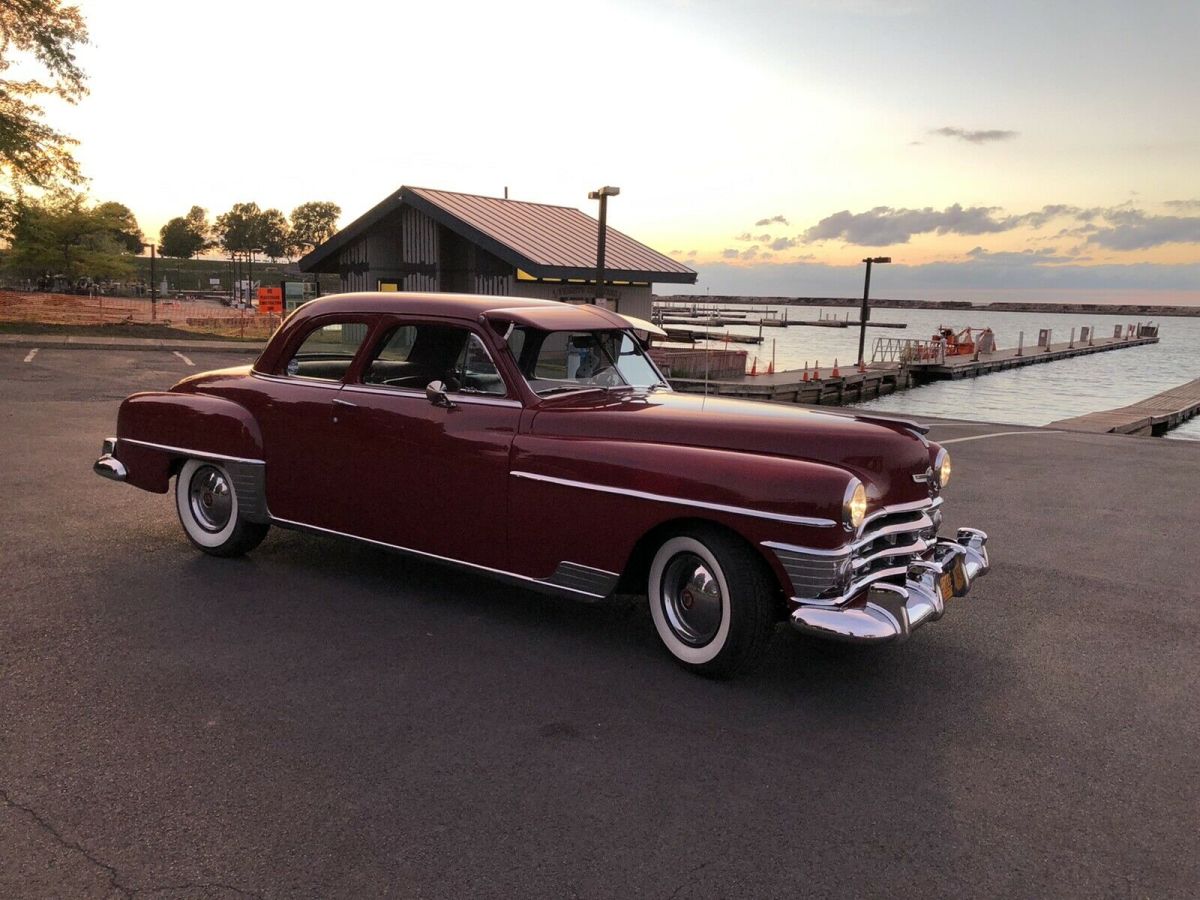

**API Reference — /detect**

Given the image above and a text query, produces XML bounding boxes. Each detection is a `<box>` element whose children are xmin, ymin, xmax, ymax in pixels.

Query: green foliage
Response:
<box><xmin>290</xmin><ymin>201</ymin><xmax>341</xmax><ymax>255</ymax></box>
<box><xmin>258</xmin><ymin>208</ymin><xmax>290</xmax><ymax>261</ymax></box>
<box><xmin>3</xmin><ymin>192</ymin><xmax>142</xmax><ymax>279</ymax></box>
<box><xmin>0</xmin><ymin>1</ymin><xmax>90</xmax><ymax>238</ymax></box>
<box><xmin>215</xmin><ymin>201</ymin><xmax>294</xmax><ymax>261</ymax></box>
<box><xmin>159</xmin><ymin>205</ymin><xmax>210</xmax><ymax>258</ymax></box>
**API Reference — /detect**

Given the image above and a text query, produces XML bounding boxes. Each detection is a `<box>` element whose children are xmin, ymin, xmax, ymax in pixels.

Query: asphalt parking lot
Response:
<box><xmin>2</xmin><ymin>345</ymin><xmax>1198</xmax><ymax>899</ymax></box>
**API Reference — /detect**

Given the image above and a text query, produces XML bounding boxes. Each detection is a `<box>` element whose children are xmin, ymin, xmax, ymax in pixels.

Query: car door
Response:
<box><xmin>335</xmin><ymin>318</ymin><xmax>522</xmax><ymax>571</ymax></box>
<box><xmin>252</xmin><ymin>314</ymin><xmax>377</xmax><ymax>532</ymax></box>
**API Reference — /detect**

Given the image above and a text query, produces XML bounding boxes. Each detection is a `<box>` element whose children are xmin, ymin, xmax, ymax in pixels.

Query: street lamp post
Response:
<box><xmin>588</xmin><ymin>186</ymin><xmax>620</xmax><ymax>309</ymax></box>
<box><xmin>248</xmin><ymin>247</ymin><xmax>263</xmax><ymax>308</ymax></box>
<box><xmin>141</xmin><ymin>243</ymin><xmax>158</xmax><ymax>321</ymax></box>
<box><xmin>856</xmin><ymin>256</ymin><xmax>892</xmax><ymax>368</ymax></box>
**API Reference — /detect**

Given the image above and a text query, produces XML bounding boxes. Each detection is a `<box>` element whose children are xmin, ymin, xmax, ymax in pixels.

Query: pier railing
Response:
<box><xmin>871</xmin><ymin>336</ymin><xmax>946</xmax><ymax>365</ymax></box>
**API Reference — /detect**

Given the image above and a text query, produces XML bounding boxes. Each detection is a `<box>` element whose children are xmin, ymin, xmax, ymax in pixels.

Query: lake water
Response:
<box><xmin>680</xmin><ymin>305</ymin><xmax>1200</xmax><ymax>442</ymax></box>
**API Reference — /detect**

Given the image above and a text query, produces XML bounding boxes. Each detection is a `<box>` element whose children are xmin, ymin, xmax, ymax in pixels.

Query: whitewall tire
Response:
<box><xmin>647</xmin><ymin>527</ymin><xmax>777</xmax><ymax>677</ymax></box>
<box><xmin>175</xmin><ymin>459</ymin><xmax>269</xmax><ymax>557</ymax></box>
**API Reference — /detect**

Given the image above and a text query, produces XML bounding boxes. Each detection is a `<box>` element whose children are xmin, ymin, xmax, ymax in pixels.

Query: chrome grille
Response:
<box><xmin>768</xmin><ymin>497</ymin><xmax>943</xmax><ymax>604</ymax></box>
<box><xmin>769</xmin><ymin>547</ymin><xmax>852</xmax><ymax>600</ymax></box>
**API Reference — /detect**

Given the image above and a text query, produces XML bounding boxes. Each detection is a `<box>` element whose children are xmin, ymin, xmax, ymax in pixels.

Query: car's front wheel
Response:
<box><xmin>175</xmin><ymin>459</ymin><xmax>269</xmax><ymax>557</ymax></box>
<box><xmin>647</xmin><ymin>527</ymin><xmax>776</xmax><ymax>677</ymax></box>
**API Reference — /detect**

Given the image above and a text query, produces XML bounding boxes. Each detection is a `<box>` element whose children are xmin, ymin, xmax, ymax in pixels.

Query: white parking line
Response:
<box><xmin>23</xmin><ymin>348</ymin><xmax>38</xmax><ymax>363</ymax></box>
<box><xmin>941</xmin><ymin>430</ymin><xmax>1063</xmax><ymax>445</ymax></box>
<box><xmin>172</xmin><ymin>351</ymin><xmax>195</xmax><ymax>367</ymax></box>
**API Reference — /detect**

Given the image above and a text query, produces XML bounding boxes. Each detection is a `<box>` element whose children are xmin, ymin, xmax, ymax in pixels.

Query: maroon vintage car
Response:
<box><xmin>94</xmin><ymin>292</ymin><xmax>989</xmax><ymax>676</ymax></box>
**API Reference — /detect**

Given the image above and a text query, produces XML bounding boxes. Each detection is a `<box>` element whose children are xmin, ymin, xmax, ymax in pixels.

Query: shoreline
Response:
<box><xmin>654</xmin><ymin>294</ymin><xmax>1200</xmax><ymax>318</ymax></box>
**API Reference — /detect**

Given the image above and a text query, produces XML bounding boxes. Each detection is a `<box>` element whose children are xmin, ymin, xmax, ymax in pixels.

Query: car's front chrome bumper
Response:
<box><xmin>790</xmin><ymin>528</ymin><xmax>990</xmax><ymax>643</ymax></box>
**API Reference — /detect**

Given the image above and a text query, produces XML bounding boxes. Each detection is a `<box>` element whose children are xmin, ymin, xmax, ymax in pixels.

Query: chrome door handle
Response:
<box><xmin>332</xmin><ymin>398</ymin><xmax>358</xmax><ymax>408</ymax></box>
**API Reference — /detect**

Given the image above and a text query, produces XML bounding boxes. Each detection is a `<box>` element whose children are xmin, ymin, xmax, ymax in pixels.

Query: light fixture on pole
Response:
<box><xmin>856</xmin><ymin>256</ymin><xmax>891</xmax><ymax>368</ymax></box>
<box><xmin>588</xmin><ymin>186</ymin><xmax>620</xmax><ymax>308</ymax></box>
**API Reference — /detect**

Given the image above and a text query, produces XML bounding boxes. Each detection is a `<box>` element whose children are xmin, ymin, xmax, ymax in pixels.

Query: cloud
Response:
<box><xmin>1086</xmin><ymin>212</ymin><xmax>1200</xmax><ymax>250</ymax></box>
<box><xmin>741</xmin><ymin>246</ymin><xmax>759</xmax><ymax>260</ymax></box>
<box><xmin>686</xmin><ymin>249</ymin><xmax>697</xmax><ymax>257</ymax></box>
<box><xmin>679</xmin><ymin>258</ymin><xmax>1200</xmax><ymax>297</ymax></box>
<box><xmin>770</xmin><ymin>236</ymin><xmax>798</xmax><ymax>251</ymax></box>
<box><xmin>754</xmin><ymin>215</ymin><xmax>789</xmax><ymax>226</ymax></box>
<box><xmin>1164</xmin><ymin>199</ymin><xmax>1200</xmax><ymax>211</ymax></box>
<box><xmin>721</xmin><ymin>248</ymin><xmax>739</xmax><ymax>259</ymax></box>
<box><xmin>734</xmin><ymin>232</ymin><xmax>754</xmax><ymax>241</ymax></box>
<box><xmin>965</xmin><ymin>246</ymin><xmax>1078</xmax><ymax>265</ymax></box>
<box><xmin>930</xmin><ymin>126</ymin><xmax>1018</xmax><ymax>144</ymax></box>
<box><xmin>802</xmin><ymin>203</ymin><xmax>1012</xmax><ymax>245</ymax></box>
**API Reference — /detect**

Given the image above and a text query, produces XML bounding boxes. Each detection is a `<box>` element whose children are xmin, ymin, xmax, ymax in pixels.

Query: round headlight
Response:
<box><xmin>844</xmin><ymin>480</ymin><xmax>867</xmax><ymax>531</ymax></box>
<box><xmin>935</xmin><ymin>448</ymin><xmax>952</xmax><ymax>488</ymax></box>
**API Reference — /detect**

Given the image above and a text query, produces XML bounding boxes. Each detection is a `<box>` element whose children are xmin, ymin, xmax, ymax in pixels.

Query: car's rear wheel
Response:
<box><xmin>647</xmin><ymin>527</ymin><xmax>776</xmax><ymax>677</ymax></box>
<box><xmin>175</xmin><ymin>459</ymin><xmax>269</xmax><ymax>557</ymax></box>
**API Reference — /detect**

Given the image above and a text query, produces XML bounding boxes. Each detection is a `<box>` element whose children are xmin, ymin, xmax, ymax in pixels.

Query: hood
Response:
<box><xmin>531</xmin><ymin>390</ymin><xmax>934</xmax><ymax>505</ymax></box>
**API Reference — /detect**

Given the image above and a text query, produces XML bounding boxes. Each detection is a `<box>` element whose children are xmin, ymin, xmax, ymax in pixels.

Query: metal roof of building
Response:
<box><xmin>299</xmin><ymin>186</ymin><xmax>697</xmax><ymax>284</ymax></box>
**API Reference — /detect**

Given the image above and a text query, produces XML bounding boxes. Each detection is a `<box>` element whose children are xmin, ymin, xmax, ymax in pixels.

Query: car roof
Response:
<box><xmin>285</xmin><ymin>291</ymin><xmax>565</xmax><ymax>323</ymax></box>
<box><xmin>284</xmin><ymin>291</ymin><xmax>633</xmax><ymax>332</ymax></box>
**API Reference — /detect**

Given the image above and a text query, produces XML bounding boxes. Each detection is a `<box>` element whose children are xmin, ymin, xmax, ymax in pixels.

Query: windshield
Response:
<box><xmin>508</xmin><ymin>327</ymin><xmax>668</xmax><ymax>396</ymax></box>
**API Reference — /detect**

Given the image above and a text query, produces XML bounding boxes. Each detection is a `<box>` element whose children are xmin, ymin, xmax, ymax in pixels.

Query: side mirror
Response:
<box><xmin>425</xmin><ymin>380</ymin><xmax>456</xmax><ymax>409</ymax></box>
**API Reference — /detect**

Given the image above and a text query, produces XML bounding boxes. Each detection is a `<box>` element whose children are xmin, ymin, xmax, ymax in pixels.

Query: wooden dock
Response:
<box><xmin>1048</xmin><ymin>378</ymin><xmax>1200</xmax><ymax>436</ymax></box>
<box><xmin>669</xmin><ymin>364</ymin><xmax>908</xmax><ymax>405</ymax></box>
<box><xmin>909</xmin><ymin>334</ymin><xmax>1159</xmax><ymax>381</ymax></box>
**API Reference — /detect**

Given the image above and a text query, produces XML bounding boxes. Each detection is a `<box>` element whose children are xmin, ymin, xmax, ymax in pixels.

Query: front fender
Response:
<box><xmin>509</xmin><ymin>436</ymin><xmax>857</xmax><ymax>590</ymax></box>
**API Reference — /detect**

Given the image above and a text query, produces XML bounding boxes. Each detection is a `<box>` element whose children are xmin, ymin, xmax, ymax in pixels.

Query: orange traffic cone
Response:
<box><xmin>832</xmin><ymin>358</ymin><xmax>840</xmax><ymax>377</ymax></box>
<box><xmin>750</xmin><ymin>356</ymin><xmax>758</xmax><ymax>376</ymax></box>
<box><xmin>801</xmin><ymin>361</ymin><xmax>809</xmax><ymax>382</ymax></box>
<box><xmin>814</xmin><ymin>360</ymin><xmax>820</xmax><ymax>381</ymax></box>
<box><xmin>767</xmin><ymin>360</ymin><xmax>774</xmax><ymax>374</ymax></box>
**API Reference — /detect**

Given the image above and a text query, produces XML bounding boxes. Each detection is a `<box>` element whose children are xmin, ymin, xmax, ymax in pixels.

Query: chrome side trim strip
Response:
<box><xmin>119</xmin><ymin>438</ymin><xmax>265</xmax><ymax>466</ymax></box>
<box><xmin>269</xmin><ymin>516</ymin><xmax>615</xmax><ymax>599</ymax></box>
<box><xmin>511</xmin><ymin>471</ymin><xmax>837</xmax><ymax>528</ymax></box>
<box><xmin>761</xmin><ymin>540</ymin><xmax>850</xmax><ymax>558</ymax></box>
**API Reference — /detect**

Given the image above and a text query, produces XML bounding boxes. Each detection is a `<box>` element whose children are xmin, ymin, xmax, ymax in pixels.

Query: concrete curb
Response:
<box><xmin>0</xmin><ymin>333</ymin><xmax>265</xmax><ymax>353</ymax></box>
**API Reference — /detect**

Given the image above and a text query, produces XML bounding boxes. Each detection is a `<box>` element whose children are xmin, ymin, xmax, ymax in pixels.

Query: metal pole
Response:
<box><xmin>594</xmin><ymin>194</ymin><xmax>608</xmax><ymax>307</ymax></box>
<box><xmin>149</xmin><ymin>244</ymin><xmax>157</xmax><ymax>321</ymax></box>
<box><xmin>248</xmin><ymin>250</ymin><xmax>254</xmax><ymax>308</ymax></box>
<box><xmin>856</xmin><ymin>259</ymin><xmax>873</xmax><ymax>368</ymax></box>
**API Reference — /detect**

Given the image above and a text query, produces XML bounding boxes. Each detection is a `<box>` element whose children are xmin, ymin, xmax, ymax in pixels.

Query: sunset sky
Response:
<box><xmin>44</xmin><ymin>0</ymin><xmax>1200</xmax><ymax>302</ymax></box>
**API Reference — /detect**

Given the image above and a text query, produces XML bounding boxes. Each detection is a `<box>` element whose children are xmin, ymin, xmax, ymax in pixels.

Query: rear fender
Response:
<box><xmin>112</xmin><ymin>393</ymin><xmax>267</xmax><ymax>521</ymax></box>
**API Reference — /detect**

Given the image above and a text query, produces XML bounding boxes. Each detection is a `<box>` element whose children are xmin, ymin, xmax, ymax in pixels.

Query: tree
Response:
<box><xmin>3</xmin><ymin>192</ymin><xmax>141</xmax><ymax>281</ymax></box>
<box><xmin>0</xmin><ymin>1</ymin><xmax>90</xmax><ymax>238</ymax></box>
<box><xmin>159</xmin><ymin>205</ymin><xmax>210</xmax><ymax>258</ymax></box>
<box><xmin>289</xmin><ymin>201</ymin><xmax>341</xmax><ymax>256</ymax></box>
<box><xmin>214</xmin><ymin>201</ymin><xmax>262</xmax><ymax>255</ymax></box>
<box><xmin>257</xmin><ymin>208</ymin><xmax>291</xmax><ymax>261</ymax></box>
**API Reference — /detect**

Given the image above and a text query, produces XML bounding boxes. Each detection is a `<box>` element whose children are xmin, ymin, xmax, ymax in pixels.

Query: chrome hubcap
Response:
<box><xmin>661</xmin><ymin>552</ymin><xmax>723</xmax><ymax>647</ymax></box>
<box><xmin>188</xmin><ymin>465</ymin><xmax>232</xmax><ymax>532</ymax></box>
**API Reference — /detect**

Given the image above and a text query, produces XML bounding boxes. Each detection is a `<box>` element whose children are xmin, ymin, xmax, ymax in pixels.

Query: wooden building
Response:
<box><xmin>298</xmin><ymin>186</ymin><xmax>696</xmax><ymax>320</ymax></box>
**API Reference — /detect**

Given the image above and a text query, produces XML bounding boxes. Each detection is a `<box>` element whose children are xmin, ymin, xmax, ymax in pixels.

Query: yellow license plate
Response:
<box><xmin>939</xmin><ymin>555</ymin><xmax>969</xmax><ymax>599</ymax></box>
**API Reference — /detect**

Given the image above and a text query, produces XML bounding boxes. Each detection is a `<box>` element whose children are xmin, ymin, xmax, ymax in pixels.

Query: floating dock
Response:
<box><xmin>670</xmin><ymin>364</ymin><xmax>908</xmax><ymax>405</ymax></box>
<box><xmin>906</xmin><ymin>334</ymin><xmax>1159</xmax><ymax>381</ymax></box>
<box><xmin>1048</xmin><ymin>378</ymin><xmax>1200</xmax><ymax>436</ymax></box>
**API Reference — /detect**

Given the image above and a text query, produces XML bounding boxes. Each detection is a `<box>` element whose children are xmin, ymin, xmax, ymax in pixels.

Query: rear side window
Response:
<box><xmin>361</xmin><ymin>324</ymin><xmax>507</xmax><ymax>396</ymax></box>
<box><xmin>285</xmin><ymin>322</ymin><xmax>370</xmax><ymax>381</ymax></box>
